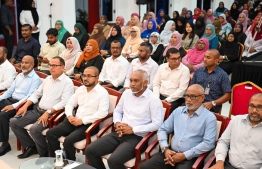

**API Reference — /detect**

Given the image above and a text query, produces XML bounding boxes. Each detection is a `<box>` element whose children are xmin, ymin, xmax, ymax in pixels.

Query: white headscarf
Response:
<box><xmin>160</xmin><ymin>20</ymin><xmax>175</xmax><ymax>46</ymax></box>
<box><xmin>150</xmin><ymin>32</ymin><xmax>162</xmax><ymax>54</ymax></box>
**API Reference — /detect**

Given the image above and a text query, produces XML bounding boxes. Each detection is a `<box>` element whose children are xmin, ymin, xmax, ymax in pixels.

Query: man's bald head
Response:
<box><xmin>250</xmin><ymin>93</ymin><xmax>262</xmax><ymax>102</ymax></box>
<box><xmin>207</xmin><ymin>49</ymin><xmax>220</xmax><ymax>59</ymax></box>
<box><xmin>187</xmin><ymin>84</ymin><xmax>205</xmax><ymax>95</ymax></box>
<box><xmin>22</xmin><ymin>55</ymin><xmax>34</xmax><ymax>64</ymax></box>
<box><xmin>84</xmin><ymin>66</ymin><xmax>99</xmax><ymax>77</ymax></box>
<box><xmin>21</xmin><ymin>55</ymin><xmax>34</xmax><ymax>73</ymax></box>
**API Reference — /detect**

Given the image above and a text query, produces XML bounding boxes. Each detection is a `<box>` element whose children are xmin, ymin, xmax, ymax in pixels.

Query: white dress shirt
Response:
<box><xmin>215</xmin><ymin>115</ymin><xmax>262</xmax><ymax>169</ymax></box>
<box><xmin>28</xmin><ymin>73</ymin><xmax>74</xmax><ymax>111</ymax></box>
<box><xmin>113</xmin><ymin>88</ymin><xmax>164</xmax><ymax>137</ymax></box>
<box><xmin>124</xmin><ymin>57</ymin><xmax>159</xmax><ymax>90</ymax></box>
<box><xmin>65</xmin><ymin>84</ymin><xmax>109</xmax><ymax>125</ymax></box>
<box><xmin>0</xmin><ymin>59</ymin><xmax>16</xmax><ymax>90</ymax></box>
<box><xmin>99</xmin><ymin>55</ymin><xmax>129</xmax><ymax>87</ymax></box>
<box><xmin>153</xmin><ymin>63</ymin><xmax>190</xmax><ymax>102</ymax></box>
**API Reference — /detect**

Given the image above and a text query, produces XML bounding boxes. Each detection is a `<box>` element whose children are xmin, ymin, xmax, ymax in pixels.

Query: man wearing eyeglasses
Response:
<box><xmin>140</xmin><ymin>84</ymin><xmax>216</xmax><ymax>169</ymax></box>
<box><xmin>210</xmin><ymin>93</ymin><xmax>262</xmax><ymax>169</ymax></box>
<box><xmin>153</xmin><ymin>48</ymin><xmax>190</xmax><ymax>111</ymax></box>
<box><xmin>10</xmin><ymin>56</ymin><xmax>74</xmax><ymax>159</ymax></box>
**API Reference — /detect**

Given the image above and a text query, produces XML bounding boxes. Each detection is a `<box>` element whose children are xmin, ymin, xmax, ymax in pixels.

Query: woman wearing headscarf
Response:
<box><xmin>193</xmin><ymin>8</ymin><xmax>201</xmax><ymax>20</ymax></box>
<box><xmin>234</xmin><ymin>23</ymin><xmax>247</xmax><ymax>44</ymax></box>
<box><xmin>156</xmin><ymin>9</ymin><xmax>165</xmax><ymax>25</ymax></box>
<box><xmin>107</xmin><ymin>16</ymin><xmax>125</xmax><ymax>39</ymax></box>
<box><xmin>142</xmin><ymin>12</ymin><xmax>156</xmax><ymax>30</ymax></box>
<box><xmin>176</xmin><ymin>17</ymin><xmax>186</xmax><ymax>34</ymax></box>
<box><xmin>122</xmin><ymin>16</ymin><xmax>142</xmax><ymax>40</ymax></box>
<box><xmin>213</xmin><ymin>20</ymin><xmax>222</xmax><ymax>36</ymax></box>
<box><xmin>206</xmin><ymin>9</ymin><xmax>215</xmax><ymax>23</ymax></box>
<box><xmin>172</xmin><ymin>11</ymin><xmax>179</xmax><ymax>24</ymax></box>
<box><xmin>182</xmin><ymin>38</ymin><xmax>209</xmax><ymax>74</ymax></box>
<box><xmin>73</xmin><ymin>23</ymin><xmax>89</xmax><ymax>50</ymax></box>
<box><xmin>159</xmin><ymin>15</ymin><xmax>171</xmax><ymax>33</ymax></box>
<box><xmin>100</xmin><ymin>25</ymin><xmax>125</xmax><ymax>58</ymax></box>
<box><xmin>90</xmin><ymin>23</ymin><xmax>106</xmax><ymax>49</ymax></box>
<box><xmin>149</xmin><ymin>32</ymin><xmax>164</xmax><ymax>63</ymax></box>
<box><xmin>180</xmin><ymin>7</ymin><xmax>187</xmax><ymax>18</ymax></box>
<box><xmin>251</xmin><ymin>4</ymin><xmax>262</xmax><ymax>20</ymax></box>
<box><xmin>185</xmin><ymin>10</ymin><xmax>194</xmax><ymax>23</ymax></box>
<box><xmin>214</xmin><ymin>1</ymin><xmax>228</xmax><ymax>18</ymax></box>
<box><xmin>182</xmin><ymin>22</ymin><xmax>199</xmax><ymax>50</ymax></box>
<box><xmin>55</xmin><ymin>20</ymin><xmax>71</xmax><ymax>46</ymax></box>
<box><xmin>20</xmin><ymin>0</ymin><xmax>41</xmax><ymax>41</ymax></box>
<box><xmin>74</xmin><ymin>39</ymin><xmax>104</xmax><ymax>80</ymax></box>
<box><xmin>236</xmin><ymin>13</ymin><xmax>248</xmax><ymax>33</ymax></box>
<box><xmin>202</xmin><ymin>24</ymin><xmax>219</xmax><ymax>49</ymax></box>
<box><xmin>230</xmin><ymin>2</ymin><xmax>240</xmax><ymax>21</ymax></box>
<box><xmin>60</xmin><ymin>37</ymin><xmax>82</xmax><ymax>76</ymax></box>
<box><xmin>219</xmin><ymin>14</ymin><xmax>232</xmax><ymax>35</ymax></box>
<box><xmin>99</xmin><ymin>15</ymin><xmax>111</xmax><ymax>38</ymax></box>
<box><xmin>122</xmin><ymin>26</ymin><xmax>143</xmax><ymax>60</ymax></box>
<box><xmin>200</xmin><ymin>10</ymin><xmax>211</xmax><ymax>24</ymax></box>
<box><xmin>194</xmin><ymin>16</ymin><xmax>206</xmax><ymax>38</ymax></box>
<box><xmin>141</xmin><ymin>20</ymin><xmax>158</xmax><ymax>42</ymax></box>
<box><xmin>225</xmin><ymin>10</ymin><xmax>236</xmax><ymax>29</ymax></box>
<box><xmin>218</xmin><ymin>32</ymin><xmax>240</xmax><ymax>74</ymax></box>
<box><xmin>159</xmin><ymin>32</ymin><xmax>184</xmax><ymax>64</ymax></box>
<box><xmin>160</xmin><ymin>20</ymin><xmax>176</xmax><ymax>47</ymax></box>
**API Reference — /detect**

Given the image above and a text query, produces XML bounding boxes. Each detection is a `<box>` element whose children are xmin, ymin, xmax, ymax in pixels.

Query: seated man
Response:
<box><xmin>191</xmin><ymin>49</ymin><xmax>231</xmax><ymax>113</ymax></box>
<box><xmin>99</xmin><ymin>40</ymin><xmax>129</xmax><ymax>90</ymax></box>
<box><xmin>10</xmin><ymin>24</ymin><xmax>40</xmax><ymax>67</ymax></box>
<box><xmin>46</xmin><ymin>66</ymin><xmax>109</xmax><ymax>161</ymax></box>
<box><xmin>209</xmin><ymin>93</ymin><xmax>262</xmax><ymax>169</ymax></box>
<box><xmin>0</xmin><ymin>55</ymin><xmax>41</xmax><ymax>156</ymax></box>
<box><xmin>38</xmin><ymin>28</ymin><xmax>65</xmax><ymax>75</ymax></box>
<box><xmin>124</xmin><ymin>42</ymin><xmax>159</xmax><ymax>90</ymax></box>
<box><xmin>140</xmin><ymin>84</ymin><xmax>217</xmax><ymax>169</ymax></box>
<box><xmin>153</xmin><ymin>48</ymin><xmax>190</xmax><ymax>111</ymax></box>
<box><xmin>10</xmin><ymin>56</ymin><xmax>74</xmax><ymax>159</ymax></box>
<box><xmin>86</xmin><ymin>69</ymin><xmax>164</xmax><ymax>169</ymax></box>
<box><xmin>0</xmin><ymin>46</ymin><xmax>16</xmax><ymax>91</ymax></box>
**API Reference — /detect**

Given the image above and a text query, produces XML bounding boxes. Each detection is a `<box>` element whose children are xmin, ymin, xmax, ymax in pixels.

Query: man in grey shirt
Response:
<box><xmin>210</xmin><ymin>93</ymin><xmax>262</xmax><ymax>169</ymax></box>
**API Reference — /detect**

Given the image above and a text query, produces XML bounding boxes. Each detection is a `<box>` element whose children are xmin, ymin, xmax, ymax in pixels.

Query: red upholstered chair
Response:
<box><xmin>97</xmin><ymin>101</ymin><xmax>172</xmax><ymax>169</ymax></box>
<box><xmin>14</xmin><ymin>66</ymin><xmax>22</xmax><ymax>74</ymax></box>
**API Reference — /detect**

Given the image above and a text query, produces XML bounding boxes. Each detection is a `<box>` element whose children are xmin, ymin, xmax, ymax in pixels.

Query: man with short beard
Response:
<box><xmin>209</xmin><ymin>93</ymin><xmax>262</xmax><ymax>169</ymax></box>
<box><xmin>0</xmin><ymin>55</ymin><xmax>41</xmax><ymax>156</ymax></box>
<box><xmin>140</xmin><ymin>84</ymin><xmax>217</xmax><ymax>169</ymax></box>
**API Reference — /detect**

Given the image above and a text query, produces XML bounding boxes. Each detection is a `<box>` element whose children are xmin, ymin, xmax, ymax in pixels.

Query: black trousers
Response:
<box><xmin>46</xmin><ymin>118</ymin><xmax>98</xmax><ymax>161</ymax></box>
<box><xmin>32</xmin><ymin>32</ymin><xmax>40</xmax><ymax>42</ymax></box>
<box><xmin>85</xmin><ymin>132</ymin><xmax>146</xmax><ymax>169</ymax></box>
<box><xmin>0</xmin><ymin>98</ymin><xmax>18</xmax><ymax>142</ymax></box>
<box><xmin>0</xmin><ymin>26</ymin><xmax>14</xmax><ymax>60</ymax></box>
<box><xmin>160</xmin><ymin>95</ymin><xmax>185</xmax><ymax>112</ymax></box>
<box><xmin>140</xmin><ymin>152</ymin><xmax>197</xmax><ymax>169</ymax></box>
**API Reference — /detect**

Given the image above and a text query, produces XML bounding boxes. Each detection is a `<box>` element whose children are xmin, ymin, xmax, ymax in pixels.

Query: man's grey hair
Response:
<box><xmin>133</xmin><ymin>69</ymin><xmax>148</xmax><ymax>81</ymax></box>
<box><xmin>188</xmin><ymin>84</ymin><xmax>205</xmax><ymax>94</ymax></box>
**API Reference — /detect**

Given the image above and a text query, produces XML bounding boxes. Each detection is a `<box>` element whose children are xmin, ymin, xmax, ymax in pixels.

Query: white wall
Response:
<box><xmin>114</xmin><ymin>0</ymin><xmax>139</xmax><ymax>24</ymax></box>
<box><xmin>211</xmin><ymin>0</ymin><xmax>234</xmax><ymax>11</ymax></box>
<box><xmin>169</xmin><ymin>0</ymin><xmax>197</xmax><ymax>16</ymax></box>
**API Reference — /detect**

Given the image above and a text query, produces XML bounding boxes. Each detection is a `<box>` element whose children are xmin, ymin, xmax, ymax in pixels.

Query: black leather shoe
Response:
<box><xmin>17</xmin><ymin>147</ymin><xmax>38</xmax><ymax>159</ymax></box>
<box><xmin>0</xmin><ymin>144</ymin><xmax>11</xmax><ymax>156</ymax></box>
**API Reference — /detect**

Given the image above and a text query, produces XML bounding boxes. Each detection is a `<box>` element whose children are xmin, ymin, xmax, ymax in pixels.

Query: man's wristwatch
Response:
<box><xmin>47</xmin><ymin>109</ymin><xmax>52</xmax><ymax>114</ymax></box>
<box><xmin>211</xmin><ymin>101</ymin><xmax>216</xmax><ymax>107</ymax></box>
<box><xmin>161</xmin><ymin>146</ymin><xmax>169</xmax><ymax>153</ymax></box>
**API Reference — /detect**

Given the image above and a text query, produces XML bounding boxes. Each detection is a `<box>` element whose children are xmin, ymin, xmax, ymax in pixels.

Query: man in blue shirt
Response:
<box><xmin>0</xmin><ymin>55</ymin><xmax>41</xmax><ymax>156</ymax></box>
<box><xmin>10</xmin><ymin>24</ymin><xmax>40</xmax><ymax>67</ymax></box>
<box><xmin>191</xmin><ymin>49</ymin><xmax>231</xmax><ymax>113</ymax></box>
<box><xmin>140</xmin><ymin>84</ymin><xmax>217</xmax><ymax>169</ymax></box>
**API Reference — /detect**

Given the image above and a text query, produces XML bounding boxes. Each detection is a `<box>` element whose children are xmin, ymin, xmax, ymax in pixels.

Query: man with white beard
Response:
<box><xmin>0</xmin><ymin>55</ymin><xmax>41</xmax><ymax>156</ymax></box>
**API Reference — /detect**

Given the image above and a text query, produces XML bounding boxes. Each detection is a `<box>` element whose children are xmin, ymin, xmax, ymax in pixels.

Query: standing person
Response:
<box><xmin>0</xmin><ymin>0</ymin><xmax>14</xmax><ymax>60</ymax></box>
<box><xmin>100</xmin><ymin>15</ymin><xmax>111</xmax><ymax>38</ymax></box>
<box><xmin>182</xmin><ymin>22</ymin><xmax>199</xmax><ymax>50</ymax></box>
<box><xmin>55</xmin><ymin>20</ymin><xmax>71</xmax><ymax>47</ymax></box>
<box><xmin>73</xmin><ymin>23</ymin><xmax>89</xmax><ymax>51</ymax></box>
<box><xmin>214</xmin><ymin>2</ymin><xmax>228</xmax><ymax>18</ymax></box>
<box><xmin>20</xmin><ymin>0</ymin><xmax>41</xmax><ymax>42</ymax></box>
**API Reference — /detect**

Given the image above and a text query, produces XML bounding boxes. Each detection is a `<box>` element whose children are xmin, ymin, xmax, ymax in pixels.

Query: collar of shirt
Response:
<box><xmin>86</xmin><ymin>83</ymin><xmax>102</xmax><ymax>93</ymax></box>
<box><xmin>48</xmin><ymin>41</ymin><xmax>60</xmax><ymax>47</ymax></box>
<box><xmin>182</xmin><ymin>105</ymin><xmax>204</xmax><ymax>116</ymax></box>
<box><xmin>0</xmin><ymin>59</ymin><xmax>9</xmax><ymax>68</ymax></box>
<box><xmin>135</xmin><ymin>57</ymin><xmax>153</xmax><ymax>65</ymax></box>
<box><xmin>109</xmin><ymin>55</ymin><xmax>122</xmax><ymax>62</ymax></box>
<box><xmin>21</xmin><ymin>69</ymin><xmax>35</xmax><ymax>78</ymax></box>
<box><xmin>164</xmin><ymin>62</ymin><xmax>182</xmax><ymax>71</ymax></box>
<box><xmin>204</xmin><ymin>66</ymin><xmax>219</xmax><ymax>74</ymax></box>
<box><xmin>242</xmin><ymin>114</ymin><xmax>262</xmax><ymax>127</ymax></box>
<box><xmin>23</xmin><ymin>36</ymin><xmax>33</xmax><ymax>43</ymax></box>
<box><xmin>49</xmin><ymin>73</ymin><xmax>66</xmax><ymax>82</ymax></box>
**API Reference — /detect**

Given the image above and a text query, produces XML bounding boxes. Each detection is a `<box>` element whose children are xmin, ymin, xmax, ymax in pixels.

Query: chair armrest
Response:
<box><xmin>48</xmin><ymin>109</ymin><xmax>64</xmax><ymax>128</ymax></box>
<box><xmin>0</xmin><ymin>90</ymin><xmax>6</xmax><ymax>95</ymax></box>
<box><xmin>54</xmin><ymin>112</ymin><xmax>66</xmax><ymax>126</ymax></box>
<box><xmin>15</xmin><ymin>101</ymin><xmax>26</xmax><ymax>111</ymax></box>
<box><xmin>145</xmin><ymin>138</ymin><xmax>159</xmax><ymax>160</ymax></box>
<box><xmin>203</xmin><ymin>154</ymin><xmax>216</xmax><ymax>169</ymax></box>
<box><xmin>96</xmin><ymin>121</ymin><xmax>114</xmax><ymax>139</ymax></box>
<box><xmin>192</xmin><ymin>152</ymin><xmax>210</xmax><ymax>169</ymax></box>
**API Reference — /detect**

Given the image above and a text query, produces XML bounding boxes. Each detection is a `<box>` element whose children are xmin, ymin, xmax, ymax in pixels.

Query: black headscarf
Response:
<box><xmin>194</xmin><ymin>16</ymin><xmax>206</xmax><ymax>37</ymax></box>
<box><xmin>176</xmin><ymin>16</ymin><xmax>186</xmax><ymax>34</ymax></box>
<box><xmin>216</xmin><ymin>2</ymin><xmax>226</xmax><ymax>13</ymax></box>
<box><xmin>219</xmin><ymin>32</ymin><xmax>239</xmax><ymax>59</ymax></box>
<box><xmin>230</xmin><ymin>2</ymin><xmax>240</xmax><ymax>21</ymax></box>
<box><xmin>25</xmin><ymin>0</ymin><xmax>39</xmax><ymax>26</ymax></box>
<box><xmin>104</xmin><ymin>25</ymin><xmax>123</xmax><ymax>50</ymax></box>
<box><xmin>172</xmin><ymin>11</ymin><xmax>180</xmax><ymax>24</ymax></box>
<box><xmin>159</xmin><ymin>15</ymin><xmax>171</xmax><ymax>33</ymax></box>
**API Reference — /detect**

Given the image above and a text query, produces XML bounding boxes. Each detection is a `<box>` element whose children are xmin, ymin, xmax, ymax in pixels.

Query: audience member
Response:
<box><xmin>230</xmin><ymin>2</ymin><xmax>240</xmax><ymax>21</ymax></box>
<box><xmin>191</xmin><ymin>49</ymin><xmax>231</xmax><ymax>113</ymax></box>
<box><xmin>202</xmin><ymin>24</ymin><xmax>219</xmax><ymax>49</ymax></box>
<box><xmin>140</xmin><ymin>84</ymin><xmax>217</xmax><ymax>169</ymax></box>
<box><xmin>55</xmin><ymin>20</ymin><xmax>71</xmax><ymax>47</ymax></box>
<box><xmin>234</xmin><ymin>23</ymin><xmax>247</xmax><ymax>44</ymax></box>
<box><xmin>185</xmin><ymin>10</ymin><xmax>194</xmax><ymax>23</ymax></box>
<box><xmin>107</xmin><ymin>16</ymin><xmax>125</xmax><ymax>39</ymax></box>
<box><xmin>141</xmin><ymin>20</ymin><xmax>158</xmax><ymax>42</ymax></box>
<box><xmin>176</xmin><ymin>17</ymin><xmax>186</xmax><ymax>34</ymax></box>
<box><xmin>213</xmin><ymin>20</ymin><xmax>222</xmax><ymax>36</ymax></box>
<box><xmin>100</xmin><ymin>15</ymin><xmax>111</xmax><ymax>38</ymax></box>
<box><xmin>160</xmin><ymin>20</ymin><xmax>176</xmax><ymax>47</ymax></box>
<box><xmin>219</xmin><ymin>14</ymin><xmax>232</xmax><ymax>35</ymax></box>
<box><xmin>182</xmin><ymin>22</ymin><xmax>199</xmax><ymax>50</ymax></box>
<box><xmin>0</xmin><ymin>56</ymin><xmax>41</xmax><ymax>156</ymax></box>
<box><xmin>214</xmin><ymin>2</ymin><xmax>228</xmax><ymax>18</ymax></box>
<box><xmin>142</xmin><ymin>12</ymin><xmax>156</xmax><ymax>30</ymax></box>
<box><xmin>73</xmin><ymin>23</ymin><xmax>89</xmax><ymax>51</ymax></box>
<box><xmin>153</xmin><ymin>48</ymin><xmax>190</xmax><ymax>111</ymax></box>
<box><xmin>90</xmin><ymin>23</ymin><xmax>106</xmax><ymax>49</ymax></box>
<box><xmin>122</xmin><ymin>16</ymin><xmax>142</xmax><ymax>40</ymax></box>
<box><xmin>207</xmin><ymin>9</ymin><xmax>215</xmax><ymax>23</ymax></box>
<box><xmin>180</xmin><ymin>7</ymin><xmax>187</xmax><ymax>18</ymax></box>
<box><xmin>236</xmin><ymin>13</ymin><xmax>248</xmax><ymax>32</ymax></box>
<box><xmin>150</xmin><ymin>32</ymin><xmax>165</xmax><ymax>63</ymax></box>
<box><xmin>172</xmin><ymin>11</ymin><xmax>179</xmax><ymax>24</ymax></box>
<box><xmin>159</xmin><ymin>15</ymin><xmax>171</xmax><ymax>34</ymax></box>
<box><xmin>225</xmin><ymin>10</ymin><xmax>236</xmax><ymax>29</ymax></box>
<box><xmin>194</xmin><ymin>16</ymin><xmax>206</xmax><ymax>38</ymax></box>
<box><xmin>86</xmin><ymin>69</ymin><xmax>164</xmax><ymax>169</ymax></box>
<box><xmin>193</xmin><ymin>8</ymin><xmax>201</xmax><ymax>19</ymax></box>
<box><xmin>200</xmin><ymin>10</ymin><xmax>211</xmax><ymax>24</ymax></box>
<box><xmin>156</xmin><ymin>9</ymin><xmax>165</xmax><ymax>26</ymax></box>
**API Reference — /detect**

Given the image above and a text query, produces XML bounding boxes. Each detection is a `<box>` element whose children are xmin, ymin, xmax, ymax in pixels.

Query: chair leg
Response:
<box><xmin>17</xmin><ymin>139</ymin><xmax>21</xmax><ymax>151</ymax></box>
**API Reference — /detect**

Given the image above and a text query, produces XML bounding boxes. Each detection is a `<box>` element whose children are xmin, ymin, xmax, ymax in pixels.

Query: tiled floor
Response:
<box><xmin>0</xmin><ymin>102</ymin><xmax>231</xmax><ymax>169</ymax></box>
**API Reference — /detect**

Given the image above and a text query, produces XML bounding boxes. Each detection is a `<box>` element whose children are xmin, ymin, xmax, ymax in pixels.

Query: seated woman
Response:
<box><xmin>141</xmin><ymin>20</ymin><xmax>158</xmax><ymax>42</ymax></box>
<box><xmin>73</xmin><ymin>23</ymin><xmax>89</xmax><ymax>50</ymax></box>
<box><xmin>100</xmin><ymin>15</ymin><xmax>111</xmax><ymax>38</ymax></box>
<box><xmin>200</xmin><ymin>10</ymin><xmax>211</xmax><ymax>24</ymax></box>
<box><xmin>214</xmin><ymin>1</ymin><xmax>228</xmax><ymax>18</ymax></box>
<box><xmin>176</xmin><ymin>17</ymin><xmax>186</xmax><ymax>34</ymax></box>
<box><xmin>122</xmin><ymin>15</ymin><xmax>142</xmax><ymax>40</ymax></box>
<box><xmin>185</xmin><ymin>10</ymin><xmax>194</xmax><ymax>23</ymax></box>
<box><xmin>182</xmin><ymin>38</ymin><xmax>209</xmax><ymax>74</ymax></box>
<box><xmin>160</xmin><ymin>20</ymin><xmax>176</xmax><ymax>47</ymax></box>
<box><xmin>194</xmin><ymin>16</ymin><xmax>206</xmax><ymax>38</ymax></box>
<box><xmin>206</xmin><ymin>9</ymin><xmax>215</xmax><ymax>23</ymax></box>
<box><xmin>89</xmin><ymin>23</ymin><xmax>106</xmax><ymax>49</ymax></box>
<box><xmin>156</xmin><ymin>8</ymin><xmax>165</xmax><ymax>26</ymax></box>
<box><xmin>159</xmin><ymin>32</ymin><xmax>184</xmax><ymax>64</ymax></box>
<box><xmin>122</xmin><ymin>26</ymin><xmax>143</xmax><ymax>61</ymax></box>
<box><xmin>100</xmin><ymin>25</ymin><xmax>126</xmax><ymax>58</ymax></box>
<box><xmin>142</xmin><ymin>12</ymin><xmax>156</xmax><ymax>30</ymax></box>
<box><xmin>73</xmin><ymin>39</ymin><xmax>104</xmax><ymax>81</ymax></box>
<box><xmin>219</xmin><ymin>14</ymin><xmax>232</xmax><ymax>35</ymax></box>
<box><xmin>60</xmin><ymin>37</ymin><xmax>82</xmax><ymax>76</ymax></box>
<box><xmin>236</xmin><ymin>13</ymin><xmax>248</xmax><ymax>33</ymax></box>
<box><xmin>234</xmin><ymin>23</ymin><xmax>247</xmax><ymax>44</ymax></box>
<box><xmin>225</xmin><ymin>10</ymin><xmax>236</xmax><ymax>29</ymax></box>
<box><xmin>150</xmin><ymin>32</ymin><xmax>164</xmax><ymax>63</ymax></box>
<box><xmin>182</xmin><ymin>22</ymin><xmax>199</xmax><ymax>50</ymax></box>
<box><xmin>55</xmin><ymin>20</ymin><xmax>71</xmax><ymax>46</ymax></box>
<box><xmin>159</xmin><ymin>15</ymin><xmax>171</xmax><ymax>33</ymax></box>
<box><xmin>219</xmin><ymin>32</ymin><xmax>240</xmax><ymax>75</ymax></box>
<box><xmin>107</xmin><ymin>16</ymin><xmax>125</xmax><ymax>38</ymax></box>
<box><xmin>202</xmin><ymin>24</ymin><xmax>219</xmax><ymax>49</ymax></box>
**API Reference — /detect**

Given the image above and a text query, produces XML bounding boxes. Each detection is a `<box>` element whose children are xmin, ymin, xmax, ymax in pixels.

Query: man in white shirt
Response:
<box><xmin>0</xmin><ymin>46</ymin><xmax>16</xmax><ymax>91</ymax></box>
<box><xmin>10</xmin><ymin>56</ymin><xmax>74</xmax><ymax>159</ymax></box>
<box><xmin>153</xmin><ymin>48</ymin><xmax>190</xmax><ymax>111</ymax></box>
<box><xmin>86</xmin><ymin>69</ymin><xmax>164</xmax><ymax>169</ymax></box>
<box><xmin>124</xmin><ymin>42</ymin><xmax>159</xmax><ymax>90</ymax></box>
<box><xmin>209</xmin><ymin>93</ymin><xmax>262</xmax><ymax>169</ymax></box>
<box><xmin>99</xmin><ymin>40</ymin><xmax>129</xmax><ymax>90</ymax></box>
<box><xmin>46</xmin><ymin>66</ymin><xmax>109</xmax><ymax>161</ymax></box>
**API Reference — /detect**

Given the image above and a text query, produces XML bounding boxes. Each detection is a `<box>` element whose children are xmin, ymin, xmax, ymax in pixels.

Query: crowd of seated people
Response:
<box><xmin>0</xmin><ymin>1</ymin><xmax>262</xmax><ymax>169</ymax></box>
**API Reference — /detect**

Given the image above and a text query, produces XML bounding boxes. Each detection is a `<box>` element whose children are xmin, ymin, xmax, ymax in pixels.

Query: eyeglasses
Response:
<box><xmin>81</xmin><ymin>74</ymin><xmax>97</xmax><ymax>78</ymax></box>
<box><xmin>48</xmin><ymin>64</ymin><xmax>62</xmax><ymax>68</ymax></box>
<box><xmin>168</xmin><ymin>57</ymin><xmax>181</xmax><ymax>61</ymax></box>
<box><xmin>248</xmin><ymin>104</ymin><xmax>262</xmax><ymax>111</ymax></box>
<box><xmin>183</xmin><ymin>94</ymin><xmax>203</xmax><ymax>100</ymax></box>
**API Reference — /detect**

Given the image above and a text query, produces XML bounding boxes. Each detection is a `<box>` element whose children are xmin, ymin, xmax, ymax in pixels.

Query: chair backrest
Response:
<box><xmin>238</xmin><ymin>42</ymin><xmax>244</xmax><ymax>61</ymax></box>
<box><xmin>72</xmin><ymin>79</ymin><xmax>82</xmax><ymax>92</ymax></box>
<box><xmin>162</xmin><ymin>101</ymin><xmax>172</xmax><ymax>120</ymax></box>
<box><xmin>229</xmin><ymin>81</ymin><xmax>262</xmax><ymax>118</ymax></box>
<box><xmin>214</xmin><ymin>113</ymin><xmax>228</xmax><ymax>141</ymax></box>
<box><xmin>15</xmin><ymin>66</ymin><xmax>22</xmax><ymax>74</ymax></box>
<box><xmin>35</xmin><ymin>71</ymin><xmax>48</xmax><ymax>83</ymax></box>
